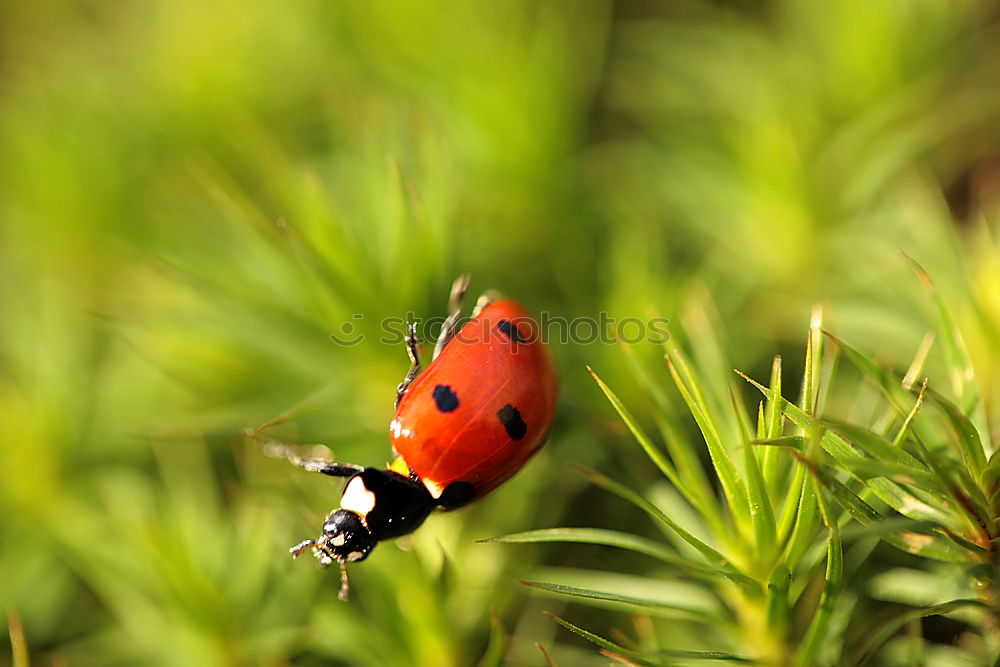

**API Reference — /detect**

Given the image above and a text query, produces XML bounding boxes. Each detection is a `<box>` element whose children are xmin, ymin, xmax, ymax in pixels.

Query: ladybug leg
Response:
<box><xmin>289</xmin><ymin>539</ymin><xmax>339</xmax><ymax>574</ymax></box>
<box><xmin>338</xmin><ymin>562</ymin><xmax>351</xmax><ymax>601</ymax></box>
<box><xmin>395</xmin><ymin>321</ymin><xmax>422</xmax><ymax>408</ymax></box>
<box><xmin>244</xmin><ymin>429</ymin><xmax>363</xmax><ymax>476</ymax></box>
<box><xmin>432</xmin><ymin>274</ymin><xmax>470</xmax><ymax>359</ymax></box>
<box><xmin>289</xmin><ymin>539</ymin><xmax>319</xmax><ymax>559</ymax></box>
<box><xmin>295</xmin><ymin>460</ymin><xmax>365</xmax><ymax>477</ymax></box>
<box><xmin>471</xmin><ymin>289</ymin><xmax>502</xmax><ymax>317</ymax></box>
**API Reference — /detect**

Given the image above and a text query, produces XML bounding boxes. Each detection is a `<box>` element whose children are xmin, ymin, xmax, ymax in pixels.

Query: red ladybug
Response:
<box><xmin>284</xmin><ymin>277</ymin><xmax>557</xmax><ymax>597</ymax></box>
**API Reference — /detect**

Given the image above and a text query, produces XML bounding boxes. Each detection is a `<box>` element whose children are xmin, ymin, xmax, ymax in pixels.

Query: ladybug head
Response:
<box><xmin>322</xmin><ymin>509</ymin><xmax>376</xmax><ymax>562</ymax></box>
<box><xmin>290</xmin><ymin>509</ymin><xmax>376</xmax><ymax>567</ymax></box>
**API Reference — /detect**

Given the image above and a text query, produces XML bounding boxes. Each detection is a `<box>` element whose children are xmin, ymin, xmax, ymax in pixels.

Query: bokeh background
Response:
<box><xmin>2</xmin><ymin>1</ymin><xmax>999</xmax><ymax>665</ymax></box>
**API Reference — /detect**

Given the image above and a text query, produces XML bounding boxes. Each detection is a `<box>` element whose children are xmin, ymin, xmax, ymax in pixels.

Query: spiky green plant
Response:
<box><xmin>488</xmin><ymin>297</ymin><xmax>836</xmax><ymax>665</ymax></box>
<box><xmin>740</xmin><ymin>261</ymin><xmax>1000</xmax><ymax>664</ymax></box>
<box><xmin>490</xmin><ymin>262</ymin><xmax>998</xmax><ymax>665</ymax></box>
<box><xmin>4</xmin><ymin>1</ymin><xmax>1000</xmax><ymax>665</ymax></box>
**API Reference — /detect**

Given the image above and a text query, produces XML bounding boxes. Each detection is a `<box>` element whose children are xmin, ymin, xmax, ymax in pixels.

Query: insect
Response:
<box><xmin>268</xmin><ymin>276</ymin><xmax>557</xmax><ymax>599</ymax></box>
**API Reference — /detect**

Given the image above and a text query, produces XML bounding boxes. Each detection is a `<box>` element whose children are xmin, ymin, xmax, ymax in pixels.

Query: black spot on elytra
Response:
<box><xmin>432</xmin><ymin>384</ymin><xmax>459</xmax><ymax>412</ymax></box>
<box><xmin>497</xmin><ymin>319</ymin><xmax>526</xmax><ymax>344</ymax></box>
<box><xmin>497</xmin><ymin>404</ymin><xmax>527</xmax><ymax>440</ymax></box>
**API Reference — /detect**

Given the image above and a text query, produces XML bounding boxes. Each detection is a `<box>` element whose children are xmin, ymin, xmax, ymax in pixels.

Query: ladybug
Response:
<box><xmin>280</xmin><ymin>276</ymin><xmax>557</xmax><ymax>598</ymax></box>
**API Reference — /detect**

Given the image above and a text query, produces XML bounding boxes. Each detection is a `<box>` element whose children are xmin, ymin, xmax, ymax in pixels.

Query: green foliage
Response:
<box><xmin>2</xmin><ymin>0</ymin><xmax>1000</xmax><ymax>665</ymax></box>
<box><xmin>501</xmin><ymin>305</ymin><xmax>837</xmax><ymax>664</ymax></box>
<box><xmin>511</xmin><ymin>273</ymin><xmax>999</xmax><ymax>663</ymax></box>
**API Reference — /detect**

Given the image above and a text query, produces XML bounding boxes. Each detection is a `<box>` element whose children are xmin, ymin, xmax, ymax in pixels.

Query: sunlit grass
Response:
<box><xmin>496</xmin><ymin>266</ymin><xmax>999</xmax><ymax>664</ymax></box>
<box><xmin>2</xmin><ymin>0</ymin><xmax>1000</xmax><ymax>664</ymax></box>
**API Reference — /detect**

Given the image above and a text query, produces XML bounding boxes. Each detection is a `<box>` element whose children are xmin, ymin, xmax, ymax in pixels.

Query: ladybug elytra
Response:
<box><xmin>277</xmin><ymin>276</ymin><xmax>558</xmax><ymax>599</ymax></box>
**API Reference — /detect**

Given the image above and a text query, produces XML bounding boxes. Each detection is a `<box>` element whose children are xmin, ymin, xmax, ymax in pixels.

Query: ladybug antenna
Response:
<box><xmin>432</xmin><ymin>274</ymin><xmax>472</xmax><ymax>359</ymax></box>
<box><xmin>471</xmin><ymin>289</ymin><xmax>502</xmax><ymax>317</ymax></box>
<box><xmin>449</xmin><ymin>274</ymin><xmax>471</xmax><ymax>312</ymax></box>
<box><xmin>338</xmin><ymin>562</ymin><xmax>351</xmax><ymax>601</ymax></box>
<box><xmin>254</xmin><ymin>384</ymin><xmax>339</xmax><ymax>431</ymax></box>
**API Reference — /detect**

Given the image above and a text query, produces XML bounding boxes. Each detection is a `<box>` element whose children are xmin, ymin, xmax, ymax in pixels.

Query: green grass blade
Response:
<box><xmin>824</xmin><ymin>330</ymin><xmax>987</xmax><ymax>490</ymax></box>
<box><xmin>783</xmin><ymin>464</ymin><xmax>820</xmax><ymax>570</ymax></box>
<box><xmin>801</xmin><ymin>305</ymin><xmax>824</xmax><ymax>415</ymax></box>
<box><xmin>924</xmin><ymin>386</ymin><xmax>988</xmax><ymax>478</ymax></box>
<box><xmin>983</xmin><ymin>449</ymin><xmax>1000</xmax><ymax>499</ymax></box>
<box><xmin>765</xmin><ymin>564</ymin><xmax>791</xmax><ymax>638</ymax></box>
<box><xmin>754</xmin><ymin>436</ymin><xmax>808</xmax><ymax>450</ymax></box>
<box><xmin>480</xmin><ymin>528</ymin><xmax>748</xmax><ymax>583</ymax></box>
<box><xmin>844</xmin><ymin>460</ymin><xmax>943</xmax><ymax>490</ymax></box>
<box><xmin>900</xmin><ymin>333</ymin><xmax>935</xmax><ymax>390</ymax></box>
<box><xmin>823</xmin><ymin>331</ymin><xmax>916</xmax><ymax>420</ymax></box>
<box><xmin>519</xmin><ymin>581</ymin><xmax>717</xmax><ymax>621</ymax></box>
<box><xmin>542</xmin><ymin>613</ymin><xmax>665</xmax><ymax>667</ymax></box>
<box><xmin>6</xmin><ymin>609</ymin><xmax>29</xmax><ymax>667</ymax></box>
<box><xmin>776</xmin><ymin>464</ymin><xmax>808</xmax><ymax>555</ymax></box>
<box><xmin>665</xmin><ymin>350</ymin><xmax>751</xmax><ymax>531</ymax></box>
<box><xmin>681</xmin><ymin>296</ymin><xmax>734</xmax><ymax>413</ymax></box>
<box><xmin>479</xmin><ymin>528</ymin><xmax>678</xmax><ymax>561</ymax></box>
<box><xmin>545</xmin><ymin>613</ymin><xmax>752</xmax><ymax>665</ymax></box>
<box><xmin>536</xmin><ymin>642</ymin><xmax>556</xmax><ymax>667</ymax></box>
<box><xmin>737</xmin><ymin>368</ymin><xmax>855</xmax><ymax>462</ymax></box>
<box><xmin>814</xmin><ymin>466</ymin><xmax>965</xmax><ymax>562</ymax></box>
<box><xmin>873</xmin><ymin>332</ymin><xmax>934</xmax><ymax>434</ymax></box>
<box><xmin>579</xmin><ymin>467</ymin><xmax>756</xmax><ymax>587</ymax></box>
<box><xmin>839</xmin><ymin>517</ymin><xmax>943</xmax><ymax>540</ymax></box>
<box><xmin>588</xmin><ymin>366</ymin><xmax>722</xmax><ymax>530</ymax></box>
<box><xmin>767</xmin><ymin>355</ymin><xmax>784</xmax><ymax>437</ymax></box>
<box><xmin>852</xmin><ymin>598</ymin><xmax>988</xmax><ymax>666</ymax></box>
<box><xmin>897</xmin><ymin>332</ymin><xmax>933</xmax><ymax>399</ymax></box>
<box><xmin>731</xmin><ymin>385</ymin><xmax>777</xmax><ymax>564</ymax></box>
<box><xmin>794</xmin><ymin>477</ymin><xmax>843</xmax><ymax>666</ymax></box>
<box><xmin>761</xmin><ymin>355</ymin><xmax>785</xmax><ymax>492</ymax></box>
<box><xmin>815</xmin><ymin>336</ymin><xmax>841</xmax><ymax>420</ymax></box>
<box><xmin>822</xmin><ymin>419</ymin><xmax>931</xmax><ymax>474</ymax></box>
<box><xmin>638</xmin><ymin>311</ymin><xmax>717</xmax><ymax>503</ymax></box>
<box><xmin>619</xmin><ymin>341</ymin><xmax>673</xmax><ymax>415</ymax></box>
<box><xmin>819</xmin><ymin>420</ymin><xmax>952</xmax><ymax>508</ymax></box>
<box><xmin>898</xmin><ymin>382</ymin><xmax>993</xmax><ymax>532</ymax></box>
<box><xmin>853</xmin><ymin>478</ymin><xmax>954</xmax><ymax>530</ymax></box>
<box><xmin>814</xmin><ymin>468</ymin><xmax>883</xmax><ymax>524</ymax></box>
<box><xmin>737</xmin><ymin>371</ymin><xmax>958</xmax><ymax>527</ymax></box>
<box><xmin>891</xmin><ymin>378</ymin><xmax>927</xmax><ymax>448</ymax></box>
<box><xmin>476</xmin><ymin>609</ymin><xmax>506</xmax><ymax>667</ymax></box>
<box><xmin>730</xmin><ymin>382</ymin><xmax>757</xmax><ymax>444</ymax></box>
<box><xmin>905</xmin><ymin>254</ymin><xmax>987</xmax><ymax>433</ymax></box>
<box><xmin>587</xmin><ymin>367</ymin><xmax>686</xmax><ymax>496</ymax></box>
<box><xmin>655</xmin><ymin>412</ymin><xmax>720</xmax><ymax>519</ymax></box>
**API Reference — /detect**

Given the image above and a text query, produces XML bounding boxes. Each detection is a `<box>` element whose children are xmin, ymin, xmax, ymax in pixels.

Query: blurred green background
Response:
<box><xmin>2</xmin><ymin>0</ymin><xmax>999</xmax><ymax>665</ymax></box>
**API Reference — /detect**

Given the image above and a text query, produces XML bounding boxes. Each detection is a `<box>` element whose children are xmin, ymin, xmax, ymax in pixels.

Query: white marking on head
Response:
<box><xmin>340</xmin><ymin>476</ymin><xmax>377</xmax><ymax>516</ymax></box>
<box><xmin>423</xmin><ymin>478</ymin><xmax>445</xmax><ymax>500</ymax></box>
<box><xmin>346</xmin><ymin>551</ymin><xmax>365</xmax><ymax>562</ymax></box>
<box><xmin>329</xmin><ymin>533</ymin><xmax>346</xmax><ymax>546</ymax></box>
